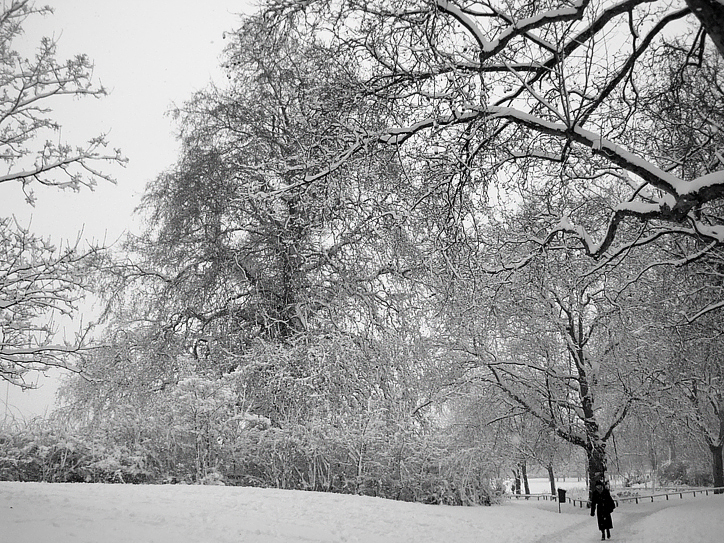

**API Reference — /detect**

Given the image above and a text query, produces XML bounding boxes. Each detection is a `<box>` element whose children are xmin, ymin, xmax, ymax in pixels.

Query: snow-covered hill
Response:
<box><xmin>1</xmin><ymin>481</ymin><xmax>721</xmax><ymax>542</ymax></box>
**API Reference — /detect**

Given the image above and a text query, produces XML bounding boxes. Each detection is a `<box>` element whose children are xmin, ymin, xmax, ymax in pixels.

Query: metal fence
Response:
<box><xmin>510</xmin><ymin>487</ymin><xmax>724</xmax><ymax>508</ymax></box>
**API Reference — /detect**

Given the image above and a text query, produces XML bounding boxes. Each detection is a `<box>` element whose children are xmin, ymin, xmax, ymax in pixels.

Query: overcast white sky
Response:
<box><xmin>2</xmin><ymin>0</ymin><xmax>255</xmax><ymax>421</ymax></box>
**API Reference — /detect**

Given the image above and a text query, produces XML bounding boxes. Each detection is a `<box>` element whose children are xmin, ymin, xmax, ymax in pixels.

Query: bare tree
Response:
<box><xmin>431</xmin><ymin>233</ymin><xmax>662</xmax><ymax>492</ymax></box>
<box><xmin>0</xmin><ymin>1</ymin><xmax>124</xmax><ymax>387</ymax></box>
<box><xmin>258</xmin><ymin>0</ymin><xmax>724</xmax><ymax>489</ymax></box>
<box><xmin>0</xmin><ymin>218</ymin><xmax>102</xmax><ymax>387</ymax></box>
<box><xmin>668</xmin><ymin>322</ymin><xmax>724</xmax><ymax>491</ymax></box>
<box><xmin>262</xmin><ymin>0</ymin><xmax>724</xmax><ymax>268</ymax></box>
<box><xmin>96</xmin><ymin>14</ymin><xmax>427</xmax><ymax>365</ymax></box>
<box><xmin>0</xmin><ymin>1</ymin><xmax>122</xmax><ymax>201</ymax></box>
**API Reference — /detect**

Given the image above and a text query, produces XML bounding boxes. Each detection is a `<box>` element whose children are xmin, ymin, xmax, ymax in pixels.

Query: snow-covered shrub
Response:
<box><xmin>658</xmin><ymin>460</ymin><xmax>688</xmax><ymax>485</ymax></box>
<box><xmin>623</xmin><ymin>470</ymin><xmax>647</xmax><ymax>487</ymax></box>
<box><xmin>685</xmin><ymin>468</ymin><xmax>713</xmax><ymax>487</ymax></box>
<box><xmin>84</xmin><ymin>444</ymin><xmax>153</xmax><ymax>484</ymax></box>
<box><xmin>0</xmin><ymin>432</ymin><xmax>32</xmax><ymax>481</ymax></box>
<box><xmin>199</xmin><ymin>469</ymin><xmax>226</xmax><ymax>485</ymax></box>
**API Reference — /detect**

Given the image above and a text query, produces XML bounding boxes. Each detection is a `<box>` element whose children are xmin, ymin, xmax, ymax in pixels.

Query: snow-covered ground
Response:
<box><xmin>1</xmin><ymin>481</ymin><xmax>722</xmax><ymax>542</ymax></box>
<box><xmin>522</xmin><ymin>476</ymin><xmax>588</xmax><ymax>494</ymax></box>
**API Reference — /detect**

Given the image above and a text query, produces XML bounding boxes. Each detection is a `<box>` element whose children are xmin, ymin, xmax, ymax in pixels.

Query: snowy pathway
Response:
<box><xmin>525</xmin><ymin>494</ymin><xmax>724</xmax><ymax>543</ymax></box>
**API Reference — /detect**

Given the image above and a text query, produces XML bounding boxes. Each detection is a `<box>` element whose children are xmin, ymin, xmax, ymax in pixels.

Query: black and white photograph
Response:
<box><xmin>1</xmin><ymin>1</ymin><xmax>723</xmax><ymax>541</ymax></box>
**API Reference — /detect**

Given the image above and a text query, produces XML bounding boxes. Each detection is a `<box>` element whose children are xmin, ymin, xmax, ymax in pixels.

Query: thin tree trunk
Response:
<box><xmin>547</xmin><ymin>464</ymin><xmax>556</xmax><ymax>495</ymax></box>
<box><xmin>711</xmin><ymin>443</ymin><xmax>724</xmax><ymax>494</ymax></box>
<box><xmin>512</xmin><ymin>468</ymin><xmax>521</xmax><ymax>494</ymax></box>
<box><xmin>521</xmin><ymin>461</ymin><xmax>530</xmax><ymax>497</ymax></box>
<box><xmin>649</xmin><ymin>440</ymin><xmax>658</xmax><ymax>492</ymax></box>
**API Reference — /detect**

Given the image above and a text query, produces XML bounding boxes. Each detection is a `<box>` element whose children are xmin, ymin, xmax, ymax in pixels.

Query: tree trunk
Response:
<box><xmin>521</xmin><ymin>461</ymin><xmax>530</xmax><ymax>497</ymax></box>
<box><xmin>356</xmin><ymin>442</ymin><xmax>366</xmax><ymax>494</ymax></box>
<box><xmin>650</xmin><ymin>443</ymin><xmax>658</xmax><ymax>492</ymax></box>
<box><xmin>512</xmin><ymin>468</ymin><xmax>521</xmax><ymax>494</ymax></box>
<box><xmin>587</xmin><ymin>440</ymin><xmax>607</xmax><ymax>500</ymax></box>
<box><xmin>547</xmin><ymin>464</ymin><xmax>556</xmax><ymax>495</ymax></box>
<box><xmin>711</xmin><ymin>443</ymin><xmax>724</xmax><ymax>494</ymax></box>
<box><xmin>686</xmin><ymin>0</ymin><xmax>724</xmax><ymax>59</ymax></box>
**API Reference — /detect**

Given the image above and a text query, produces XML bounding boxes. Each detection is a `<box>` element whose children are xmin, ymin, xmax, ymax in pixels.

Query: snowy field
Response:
<box><xmin>525</xmin><ymin>476</ymin><xmax>588</xmax><ymax>494</ymax></box>
<box><xmin>1</xmin><ymin>481</ymin><xmax>722</xmax><ymax>543</ymax></box>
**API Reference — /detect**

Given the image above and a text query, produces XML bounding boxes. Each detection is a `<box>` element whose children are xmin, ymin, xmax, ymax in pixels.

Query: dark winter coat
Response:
<box><xmin>590</xmin><ymin>487</ymin><xmax>616</xmax><ymax>531</ymax></box>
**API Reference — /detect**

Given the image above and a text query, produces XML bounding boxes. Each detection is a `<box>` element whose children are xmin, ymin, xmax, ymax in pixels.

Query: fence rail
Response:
<box><xmin>510</xmin><ymin>486</ymin><xmax>724</xmax><ymax>508</ymax></box>
<box><xmin>611</xmin><ymin>486</ymin><xmax>724</xmax><ymax>507</ymax></box>
<box><xmin>509</xmin><ymin>493</ymin><xmax>557</xmax><ymax>501</ymax></box>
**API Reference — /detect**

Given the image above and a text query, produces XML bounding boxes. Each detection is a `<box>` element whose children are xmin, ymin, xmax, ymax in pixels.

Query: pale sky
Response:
<box><xmin>2</xmin><ymin>0</ymin><xmax>255</xmax><ymax>421</ymax></box>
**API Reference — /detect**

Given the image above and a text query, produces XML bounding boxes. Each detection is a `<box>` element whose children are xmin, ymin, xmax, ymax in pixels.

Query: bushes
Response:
<box><xmin>2</xmin><ymin>349</ymin><xmax>501</xmax><ymax>507</ymax></box>
<box><xmin>217</xmin><ymin>420</ymin><xmax>499</xmax><ymax>505</ymax></box>
<box><xmin>0</xmin><ymin>411</ymin><xmax>500</xmax><ymax>506</ymax></box>
<box><xmin>0</xmin><ymin>426</ymin><xmax>152</xmax><ymax>483</ymax></box>
<box><xmin>0</xmin><ymin>428</ymin><xmax>89</xmax><ymax>482</ymax></box>
<box><xmin>658</xmin><ymin>460</ymin><xmax>713</xmax><ymax>487</ymax></box>
<box><xmin>685</xmin><ymin>468</ymin><xmax>713</xmax><ymax>487</ymax></box>
<box><xmin>658</xmin><ymin>461</ymin><xmax>688</xmax><ymax>485</ymax></box>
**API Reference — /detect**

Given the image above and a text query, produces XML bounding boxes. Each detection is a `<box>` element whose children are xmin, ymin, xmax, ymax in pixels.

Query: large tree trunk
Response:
<box><xmin>711</xmin><ymin>443</ymin><xmax>724</xmax><ymax>494</ymax></box>
<box><xmin>568</xmin><ymin>309</ymin><xmax>609</xmax><ymax>499</ymax></box>
<box><xmin>587</xmin><ymin>440</ymin><xmax>608</xmax><ymax>500</ymax></box>
<box><xmin>686</xmin><ymin>0</ymin><xmax>724</xmax><ymax>59</ymax></box>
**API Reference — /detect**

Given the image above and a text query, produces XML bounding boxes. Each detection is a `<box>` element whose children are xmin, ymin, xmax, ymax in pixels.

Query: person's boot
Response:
<box><xmin>601</xmin><ymin>531</ymin><xmax>606</xmax><ymax>540</ymax></box>
<box><xmin>607</xmin><ymin>529</ymin><xmax>611</xmax><ymax>539</ymax></box>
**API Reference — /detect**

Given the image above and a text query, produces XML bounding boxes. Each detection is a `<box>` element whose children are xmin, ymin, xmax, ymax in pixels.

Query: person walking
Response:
<box><xmin>590</xmin><ymin>480</ymin><xmax>616</xmax><ymax>540</ymax></box>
